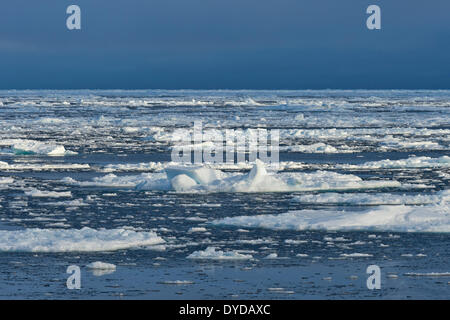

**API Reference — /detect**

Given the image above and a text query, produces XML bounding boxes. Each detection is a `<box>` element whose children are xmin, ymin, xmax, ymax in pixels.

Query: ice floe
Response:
<box><xmin>342</xmin><ymin>156</ymin><xmax>450</xmax><ymax>169</ymax></box>
<box><xmin>0</xmin><ymin>139</ymin><xmax>77</xmax><ymax>156</ymax></box>
<box><xmin>0</xmin><ymin>177</ymin><xmax>13</xmax><ymax>184</ymax></box>
<box><xmin>212</xmin><ymin>203</ymin><xmax>450</xmax><ymax>233</ymax></box>
<box><xmin>159</xmin><ymin>280</ymin><xmax>195</xmax><ymax>285</ymax></box>
<box><xmin>293</xmin><ymin>190</ymin><xmax>450</xmax><ymax>205</ymax></box>
<box><xmin>63</xmin><ymin>173</ymin><xmax>170</xmax><ymax>189</ymax></box>
<box><xmin>188</xmin><ymin>227</ymin><xmax>207</xmax><ymax>233</ymax></box>
<box><xmin>379</xmin><ymin>138</ymin><xmax>444</xmax><ymax>151</ymax></box>
<box><xmin>285</xmin><ymin>143</ymin><xmax>339</xmax><ymax>153</ymax></box>
<box><xmin>44</xmin><ymin>199</ymin><xmax>88</xmax><ymax>207</ymax></box>
<box><xmin>24</xmin><ymin>189</ymin><xmax>72</xmax><ymax>198</ymax></box>
<box><xmin>161</xmin><ymin>161</ymin><xmax>401</xmax><ymax>192</ymax></box>
<box><xmin>65</xmin><ymin>160</ymin><xmax>401</xmax><ymax>193</ymax></box>
<box><xmin>340</xmin><ymin>253</ymin><xmax>373</xmax><ymax>258</ymax></box>
<box><xmin>0</xmin><ymin>227</ymin><xmax>164</xmax><ymax>252</ymax></box>
<box><xmin>0</xmin><ymin>161</ymin><xmax>90</xmax><ymax>171</ymax></box>
<box><xmin>86</xmin><ymin>261</ymin><xmax>117</xmax><ymax>270</ymax></box>
<box><xmin>187</xmin><ymin>247</ymin><xmax>253</xmax><ymax>260</ymax></box>
<box><xmin>404</xmin><ymin>272</ymin><xmax>450</xmax><ymax>277</ymax></box>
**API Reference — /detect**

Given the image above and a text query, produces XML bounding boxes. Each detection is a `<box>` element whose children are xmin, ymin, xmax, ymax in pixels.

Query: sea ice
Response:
<box><xmin>187</xmin><ymin>247</ymin><xmax>253</xmax><ymax>260</ymax></box>
<box><xmin>212</xmin><ymin>203</ymin><xmax>450</xmax><ymax>233</ymax></box>
<box><xmin>24</xmin><ymin>189</ymin><xmax>72</xmax><ymax>198</ymax></box>
<box><xmin>70</xmin><ymin>160</ymin><xmax>401</xmax><ymax>193</ymax></box>
<box><xmin>0</xmin><ymin>177</ymin><xmax>13</xmax><ymax>184</ymax></box>
<box><xmin>293</xmin><ymin>190</ymin><xmax>450</xmax><ymax>205</ymax></box>
<box><xmin>346</xmin><ymin>156</ymin><xmax>450</xmax><ymax>169</ymax></box>
<box><xmin>0</xmin><ymin>139</ymin><xmax>77</xmax><ymax>156</ymax></box>
<box><xmin>86</xmin><ymin>261</ymin><xmax>117</xmax><ymax>270</ymax></box>
<box><xmin>0</xmin><ymin>227</ymin><xmax>164</xmax><ymax>252</ymax></box>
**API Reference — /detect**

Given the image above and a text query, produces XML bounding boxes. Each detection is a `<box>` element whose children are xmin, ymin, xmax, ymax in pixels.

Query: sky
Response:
<box><xmin>0</xmin><ymin>0</ymin><xmax>448</xmax><ymax>89</ymax></box>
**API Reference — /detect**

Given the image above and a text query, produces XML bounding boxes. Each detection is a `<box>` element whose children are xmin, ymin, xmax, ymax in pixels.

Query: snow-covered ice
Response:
<box><xmin>86</xmin><ymin>261</ymin><xmax>117</xmax><ymax>270</ymax></box>
<box><xmin>343</xmin><ymin>156</ymin><xmax>450</xmax><ymax>169</ymax></box>
<box><xmin>293</xmin><ymin>190</ymin><xmax>450</xmax><ymax>205</ymax></box>
<box><xmin>65</xmin><ymin>160</ymin><xmax>401</xmax><ymax>193</ymax></box>
<box><xmin>212</xmin><ymin>203</ymin><xmax>450</xmax><ymax>233</ymax></box>
<box><xmin>0</xmin><ymin>227</ymin><xmax>164</xmax><ymax>252</ymax></box>
<box><xmin>24</xmin><ymin>189</ymin><xmax>72</xmax><ymax>198</ymax></box>
<box><xmin>0</xmin><ymin>139</ymin><xmax>76</xmax><ymax>156</ymax></box>
<box><xmin>187</xmin><ymin>247</ymin><xmax>253</xmax><ymax>260</ymax></box>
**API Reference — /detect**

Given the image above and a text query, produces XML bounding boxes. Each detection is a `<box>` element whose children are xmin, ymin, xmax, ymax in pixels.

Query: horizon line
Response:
<box><xmin>1</xmin><ymin>88</ymin><xmax>449</xmax><ymax>91</ymax></box>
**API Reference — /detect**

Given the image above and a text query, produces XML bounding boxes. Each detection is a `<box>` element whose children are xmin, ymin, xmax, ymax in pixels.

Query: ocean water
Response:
<box><xmin>0</xmin><ymin>89</ymin><xmax>449</xmax><ymax>299</ymax></box>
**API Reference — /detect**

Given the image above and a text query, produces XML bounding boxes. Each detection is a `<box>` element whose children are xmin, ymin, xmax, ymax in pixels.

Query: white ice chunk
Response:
<box><xmin>25</xmin><ymin>189</ymin><xmax>72</xmax><ymax>198</ymax></box>
<box><xmin>0</xmin><ymin>227</ymin><xmax>164</xmax><ymax>252</ymax></box>
<box><xmin>352</xmin><ymin>156</ymin><xmax>450</xmax><ymax>169</ymax></box>
<box><xmin>187</xmin><ymin>247</ymin><xmax>253</xmax><ymax>260</ymax></box>
<box><xmin>0</xmin><ymin>139</ymin><xmax>76</xmax><ymax>156</ymax></box>
<box><xmin>121</xmin><ymin>160</ymin><xmax>400</xmax><ymax>193</ymax></box>
<box><xmin>294</xmin><ymin>190</ymin><xmax>450</xmax><ymax>205</ymax></box>
<box><xmin>86</xmin><ymin>261</ymin><xmax>117</xmax><ymax>270</ymax></box>
<box><xmin>0</xmin><ymin>177</ymin><xmax>14</xmax><ymax>184</ymax></box>
<box><xmin>287</xmin><ymin>143</ymin><xmax>338</xmax><ymax>153</ymax></box>
<box><xmin>212</xmin><ymin>203</ymin><xmax>450</xmax><ymax>233</ymax></box>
